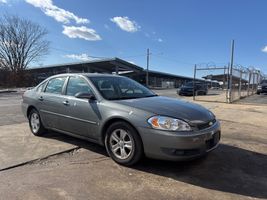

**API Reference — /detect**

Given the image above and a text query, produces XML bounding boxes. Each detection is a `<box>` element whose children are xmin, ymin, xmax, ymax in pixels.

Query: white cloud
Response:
<box><xmin>62</xmin><ymin>25</ymin><xmax>101</xmax><ymax>41</ymax></box>
<box><xmin>157</xmin><ymin>38</ymin><xmax>163</xmax><ymax>42</ymax></box>
<box><xmin>262</xmin><ymin>46</ymin><xmax>267</xmax><ymax>53</ymax></box>
<box><xmin>0</xmin><ymin>0</ymin><xmax>7</xmax><ymax>3</ymax></box>
<box><xmin>25</xmin><ymin>0</ymin><xmax>89</xmax><ymax>24</ymax></box>
<box><xmin>110</xmin><ymin>16</ymin><xmax>140</xmax><ymax>32</ymax></box>
<box><xmin>64</xmin><ymin>53</ymin><xmax>93</xmax><ymax>61</ymax></box>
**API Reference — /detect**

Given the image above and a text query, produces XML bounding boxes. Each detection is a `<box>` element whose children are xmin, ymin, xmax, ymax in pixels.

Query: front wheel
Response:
<box><xmin>105</xmin><ymin>121</ymin><xmax>143</xmax><ymax>166</ymax></box>
<box><xmin>28</xmin><ymin>109</ymin><xmax>46</xmax><ymax>136</ymax></box>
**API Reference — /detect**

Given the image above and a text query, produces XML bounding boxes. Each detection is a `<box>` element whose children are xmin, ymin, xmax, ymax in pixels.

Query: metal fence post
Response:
<box><xmin>252</xmin><ymin>70</ymin><xmax>255</xmax><ymax>94</ymax></box>
<box><xmin>239</xmin><ymin>69</ymin><xmax>242</xmax><ymax>99</ymax></box>
<box><xmin>227</xmin><ymin>64</ymin><xmax>232</xmax><ymax>103</ymax></box>
<box><xmin>248</xmin><ymin>71</ymin><xmax>251</xmax><ymax>96</ymax></box>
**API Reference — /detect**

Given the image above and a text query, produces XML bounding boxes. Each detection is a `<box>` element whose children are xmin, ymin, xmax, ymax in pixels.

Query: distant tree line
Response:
<box><xmin>0</xmin><ymin>15</ymin><xmax>49</xmax><ymax>87</ymax></box>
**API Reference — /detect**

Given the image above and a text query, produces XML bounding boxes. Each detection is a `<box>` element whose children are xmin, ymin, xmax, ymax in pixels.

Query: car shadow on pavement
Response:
<box><xmin>42</xmin><ymin>131</ymin><xmax>267</xmax><ymax>199</ymax></box>
<box><xmin>134</xmin><ymin>144</ymin><xmax>267</xmax><ymax>199</ymax></box>
<box><xmin>42</xmin><ymin>130</ymin><xmax>108</xmax><ymax>156</ymax></box>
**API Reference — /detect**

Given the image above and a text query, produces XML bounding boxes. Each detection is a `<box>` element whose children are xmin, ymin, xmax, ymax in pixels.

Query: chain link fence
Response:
<box><xmin>193</xmin><ymin>64</ymin><xmax>265</xmax><ymax>103</ymax></box>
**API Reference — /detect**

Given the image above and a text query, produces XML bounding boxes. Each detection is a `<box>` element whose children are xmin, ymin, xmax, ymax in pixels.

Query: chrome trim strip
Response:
<box><xmin>40</xmin><ymin>109</ymin><xmax>97</xmax><ymax>125</ymax></box>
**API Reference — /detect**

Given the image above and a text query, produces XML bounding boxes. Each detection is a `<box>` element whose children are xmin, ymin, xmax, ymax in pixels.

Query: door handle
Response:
<box><xmin>38</xmin><ymin>96</ymin><xmax>44</xmax><ymax>101</ymax></box>
<box><xmin>62</xmin><ymin>100</ymin><xmax>69</xmax><ymax>106</ymax></box>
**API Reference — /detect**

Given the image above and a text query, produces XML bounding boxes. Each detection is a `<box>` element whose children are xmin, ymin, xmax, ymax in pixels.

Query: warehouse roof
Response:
<box><xmin>29</xmin><ymin>57</ymin><xmax>143</xmax><ymax>73</ymax></box>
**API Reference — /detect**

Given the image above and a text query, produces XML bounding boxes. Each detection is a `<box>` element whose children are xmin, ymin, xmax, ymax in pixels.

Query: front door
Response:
<box><xmin>58</xmin><ymin>76</ymin><xmax>100</xmax><ymax>139</ymax></box>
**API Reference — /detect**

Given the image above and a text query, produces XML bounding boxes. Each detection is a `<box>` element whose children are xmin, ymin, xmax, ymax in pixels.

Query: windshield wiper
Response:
<box><xmin>144</xmin><ymin>94</ymin><xmax>158</xmax><ymax>98</ymax></box>
<box><xmin>109</xmin><ymin>96</ymin><xmax>142</xmax><ymax>100</ymax></box>
<box><xmin>109</xmin><ymin>94</ymin><xmax>158</xmax><ymax>100</ymax></box>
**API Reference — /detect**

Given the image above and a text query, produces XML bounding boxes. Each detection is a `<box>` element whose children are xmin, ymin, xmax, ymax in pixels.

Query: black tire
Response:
<box><xmin>28</xmin><ymin>109</ymin><xmax>46</xmax><ymax>136</ymax></box>
<box><xmin>105</xmin><ymin>121</ymin><xmax>143</xmax><ymax>166</ymax></box>
<box><xmin>257</xmin><ymin>92</ymin><xmax>260</xmax><ymax>95</ymax></box>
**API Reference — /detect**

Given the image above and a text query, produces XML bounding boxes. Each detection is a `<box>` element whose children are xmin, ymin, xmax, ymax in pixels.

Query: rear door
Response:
<box><xmin>58</xmin><ymin>75</ymin><xmax>100</xmax><ymax>139</ymax></box>
<box><xmin>38</xmin><ymin>76</ymin><xmax>67</xmax><ymax>129</ymax></box>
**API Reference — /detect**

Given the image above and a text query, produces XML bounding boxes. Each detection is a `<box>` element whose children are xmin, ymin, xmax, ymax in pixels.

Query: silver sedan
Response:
<box><xmin>22</xmin><ymin>73</ymin><xmax>220</xmax><ymax>166</ymax></box>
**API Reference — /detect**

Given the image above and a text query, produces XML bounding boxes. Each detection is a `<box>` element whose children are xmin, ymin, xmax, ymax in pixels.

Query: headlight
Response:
<box><xmin>257</xmin><ymin>85</ymin><xmax>262</xmax><ymax>89</ymax></box>
<box><xmin>147</xmin><ymin>116</ymin><xmax>191</xmax><ymax>131</ymax></box>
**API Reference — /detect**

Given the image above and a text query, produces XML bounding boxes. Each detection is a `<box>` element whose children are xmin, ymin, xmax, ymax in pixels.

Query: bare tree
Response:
<box><xmin>0</xmin><ymin>15</ymin><xmax>49</xmax><ymax>73</ymax></box>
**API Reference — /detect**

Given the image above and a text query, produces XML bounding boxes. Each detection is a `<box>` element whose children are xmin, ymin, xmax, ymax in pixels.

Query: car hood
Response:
<box><xmin>115</xmin><ymin>96</ymin><xmax>214</xmax><ymax>123</ymax></box>
<box><xmin>181</xmin><ymin>86</ymin><xmax>193</xmax><ymax>89</ymax></box>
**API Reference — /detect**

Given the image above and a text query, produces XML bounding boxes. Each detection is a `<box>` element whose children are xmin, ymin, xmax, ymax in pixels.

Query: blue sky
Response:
<box><xmin>1</xmin><ymin>0</ymin><xmax>267</xmax><ymax>77</ymax></box>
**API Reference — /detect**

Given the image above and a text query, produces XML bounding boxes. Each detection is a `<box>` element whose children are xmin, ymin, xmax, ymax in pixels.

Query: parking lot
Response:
<box><xmin>0</xmin><ymin>90</ymin><xmax>267</xmax><ymax>200</ymax></box>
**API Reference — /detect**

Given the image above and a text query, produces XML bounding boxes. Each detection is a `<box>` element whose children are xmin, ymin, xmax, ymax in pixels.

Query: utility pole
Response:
<box><xmin>228</xmin><ymin>40</ymin><xmax>235</xmax><ymax>103</ymax></box>
<box><xmin>146</xmin><ymin>48</ymin><xmax>150</xmax><ymax>87</ymax></box>
<box><xmin>193</xmin><ymin>64</ymin><xmax>196</xmax><ymax>101</ymax></box>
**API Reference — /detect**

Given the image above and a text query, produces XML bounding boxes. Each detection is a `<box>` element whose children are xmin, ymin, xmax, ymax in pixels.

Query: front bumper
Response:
<box><xmin>257</xmin><ymin>88</ymin><xmax>267</xmax><ymax>93</ymax></box>
<box><xmin>179</xmin><ymin>90</ymin><xmax>193</xmax><ymax>96</ymax></box>
<box><xmin>138</xmin><ymin>120</ymin><xmax>221</xmax><ymax>161</ymax></box>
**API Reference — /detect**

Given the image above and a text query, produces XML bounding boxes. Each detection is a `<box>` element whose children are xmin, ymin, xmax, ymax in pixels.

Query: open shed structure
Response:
<box><xmin>29</xmin><ymin>58</ymin><xmax>143</xmax><ymax>82</ymax></box>
<box><xmin>27</xmin><ymin>57</ymin><xmax>199</xmax><ymax>88</ymax></box>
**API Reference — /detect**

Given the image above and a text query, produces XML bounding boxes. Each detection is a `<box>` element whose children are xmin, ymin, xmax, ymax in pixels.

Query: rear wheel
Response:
<box><xmin>28</xmin><ymin>109</ymin><xmax>46</xmax><ymax>136</ymax></box>
<box><xmin>105</xmin><ymin>121</ymin><xmax>143</xmax><ymax>166</ymax></box>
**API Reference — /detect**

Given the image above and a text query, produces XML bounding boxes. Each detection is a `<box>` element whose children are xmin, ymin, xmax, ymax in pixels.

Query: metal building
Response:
<box><xmin>28</xmin><ymin>57</ymin><xmax>199</xmax><ymax>88</ymax></box>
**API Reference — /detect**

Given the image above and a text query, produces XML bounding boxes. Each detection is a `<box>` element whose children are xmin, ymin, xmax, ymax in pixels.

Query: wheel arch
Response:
<box><xmin>27</xmin><ymin>105</ymin><xmax>37</xmax><ymax>119</ymax></box>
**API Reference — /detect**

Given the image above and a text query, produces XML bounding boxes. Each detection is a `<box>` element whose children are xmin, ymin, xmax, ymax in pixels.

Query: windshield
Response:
<box><xmin>89</xmin><ymin>76</ymin><xmax>157</xmax><ymax>100</ymax></box>
<box><xmin>183</xmin><ymin>82</ymin><xmax>193</xmax><ymax>87</ymax></box>
<box><xmin>183</xmin><ymin>82</ymin><xmax>202</xmax><ymax>87</ymax></box>
<box><xmin>261</xmin><ymin>80</ymin><xmax>267</xmax><ymax>84</ymax></box>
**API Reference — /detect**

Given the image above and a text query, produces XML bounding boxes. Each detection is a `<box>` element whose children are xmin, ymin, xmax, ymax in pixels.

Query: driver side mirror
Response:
<box><xmin>75</xmin><ymin>92</ymin><xmax>96</xmax><ymax>100</ymax></box>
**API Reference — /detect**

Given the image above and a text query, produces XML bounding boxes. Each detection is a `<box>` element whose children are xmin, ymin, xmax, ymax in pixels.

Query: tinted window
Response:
<box><xmin>89</xmin><ymin>76</ymin><xmax>156</xmax><ymax>100</ymax></box>
<box><xmin>184</xmin><ymin>82</ymin><xmax>193</xmax><ymax>87</ymax></box>
<box><xmin>45</xmin><ymin>77</ymin><xmax>66</xmax><ymax>94</ymax></box>
<box><xmin>66</xmin><ymin>76</ymin><xmax>92</xmax><ymax>96</ymax></box>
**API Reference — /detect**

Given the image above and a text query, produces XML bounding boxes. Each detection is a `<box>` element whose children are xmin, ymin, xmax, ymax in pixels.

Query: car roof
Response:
<box><xmin>48</xmin><ymin>73</ymin><xmax>121</xmax><ymax>79</ymax></box>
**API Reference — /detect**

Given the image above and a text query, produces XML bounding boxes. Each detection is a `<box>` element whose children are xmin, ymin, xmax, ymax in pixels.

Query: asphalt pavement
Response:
<box><xmin>0</xmin><ymin>90</ymin><xmax>266</xmax><ymax>200</ymax></box>
<box><xmin>0</xmin><ymin>92</ymin><xmax>26</xmax><ymax>126</ymax></box>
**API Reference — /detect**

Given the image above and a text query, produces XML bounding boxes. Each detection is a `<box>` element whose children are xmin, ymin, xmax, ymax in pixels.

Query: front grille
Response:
<box><xmin>194</xmin><ymin>119</ymin><xmax>216</xmax><ymax>130</ymax></box>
